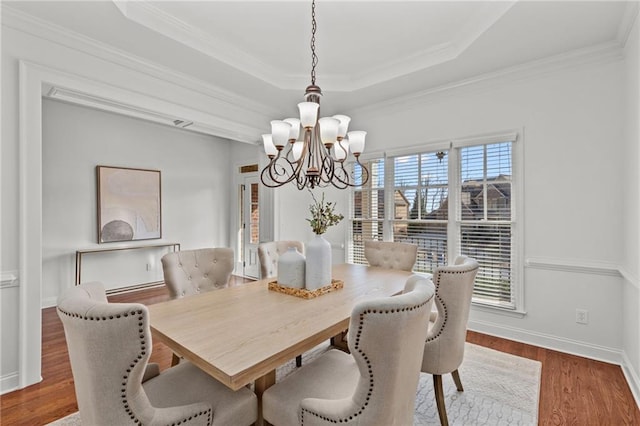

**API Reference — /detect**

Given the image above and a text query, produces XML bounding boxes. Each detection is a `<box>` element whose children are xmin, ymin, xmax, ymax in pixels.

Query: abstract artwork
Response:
<box><xmin>97</xmin><ymin>166</ymin><xmax>161</xmax><ymax>243</ymax></box>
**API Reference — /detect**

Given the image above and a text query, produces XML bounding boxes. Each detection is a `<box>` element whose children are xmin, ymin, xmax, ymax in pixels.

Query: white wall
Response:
<box><xmin>1</xmin><ymin>10</ymin><xmax>270</xmax><ymax>392</ymax></box>
<box><xmin>622</xmin><ymin>14</ymin><xmax>640</xmax><ymax>403</ymax></box>
<box><xmin>274</xmin><ymin>52</ymin><xmax>629</xmax><ymax>363</ymax></box>
<box><xmin>42</xmin><ymin>99</ymin><xmax>233</xmax><ymax>306</ymax></box>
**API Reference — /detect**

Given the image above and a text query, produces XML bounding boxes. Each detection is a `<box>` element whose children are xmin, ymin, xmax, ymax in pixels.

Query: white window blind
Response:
<box><xmin>458</xmin><ymin>142</ymin><xmax>514</xmax><ymax>306</ymax></box>
<box><xmin>348</xmin><ymin>135</ymin><xmax>519</xmax><ymax>310</ymax></box>
<box><xmin>348</xmin><ymin>158</ymin><xmax>385</xmax><ymax>265</ymax></box>
<box><xmin>392</xmin><ymin>151</ymin><xmax>449</xmax><ymax>273</ymax></box>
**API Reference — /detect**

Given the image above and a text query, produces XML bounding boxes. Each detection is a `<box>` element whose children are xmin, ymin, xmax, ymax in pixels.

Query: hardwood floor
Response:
<box><xmin>1</xmin><ymin>279</ymin><xmax>638</xmax><ymax>425</ymax></box>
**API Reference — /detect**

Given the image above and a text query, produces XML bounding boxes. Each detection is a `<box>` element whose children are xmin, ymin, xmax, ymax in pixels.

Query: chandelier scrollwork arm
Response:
<box><xmin>259</xmin><ymin>0</ymin><xmax>369</xmax><ymax>190</ymax></box>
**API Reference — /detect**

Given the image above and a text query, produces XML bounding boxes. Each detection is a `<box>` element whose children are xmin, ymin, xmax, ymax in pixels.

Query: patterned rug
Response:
<box><xmin>49</xmin><ymin>342</ymin><xmax>540</xmax><ymax>425</ymax></box>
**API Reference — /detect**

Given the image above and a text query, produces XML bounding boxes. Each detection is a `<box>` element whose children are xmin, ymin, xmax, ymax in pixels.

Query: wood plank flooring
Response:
<box><xmin>1</xmin><ymin>279</ymin><xmax>638</xmax><ymax>425</ymax></box>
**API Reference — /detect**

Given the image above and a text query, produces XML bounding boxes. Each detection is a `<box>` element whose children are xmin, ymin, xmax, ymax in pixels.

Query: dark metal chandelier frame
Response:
<box><xmin>260</xmin><ymin>0</ymin><xmax>370</xmax><ymax>190</ymax></box>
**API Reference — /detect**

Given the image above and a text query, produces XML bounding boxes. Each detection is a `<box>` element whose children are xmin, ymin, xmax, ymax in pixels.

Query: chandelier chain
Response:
<box><xmin>260</xmin><ymin>0</ymin><xmax>370</xmax><ymax>190</ymax></box>
<box><xmin>310</xmin><ymin>0</ymin><xmax>318</xmax><ymax>85</ymax></box>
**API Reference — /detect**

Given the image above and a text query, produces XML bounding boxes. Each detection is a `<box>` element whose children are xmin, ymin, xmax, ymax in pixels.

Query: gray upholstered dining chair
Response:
<box><xmin>332</xmin><ymin>239</ymin><xmax>420</xmax><ymax>352</ymax></box>
<box><xmin>161</xmin><ymin>247</ymin><xmax>235</xmax><ymax>365</ymax></box>
<box><xmin>161</xmin><ymin>247</ymin><xmax>234</xmax><ymax>299</ymax></box>
<box><xmin>258</xmin><ymin>240</ymin><xmax>305</xmax><ymax>367</ymax></box>
<box><xmin>57</xmin><ymin>282</ymin><xmax>257</xmax><ymax>426</ymax></box>
<box><xmin>364</xmin><ymin>239</ymin><xmax>418</xmax><ymax>271</ymax></box>
<box><xmin>262</xmin><ymin>275</ymin><xmax>435</xmax><ymax>426</ymax></box>
<box><xmin>257</xmin><ymin>240</ymin><xmax>305</xmax><ymax>279</ymax></box>
<box><xmin>421</xmin><ymin>255</ymin><xmax>479</xmax><ymax>426</ymax></box>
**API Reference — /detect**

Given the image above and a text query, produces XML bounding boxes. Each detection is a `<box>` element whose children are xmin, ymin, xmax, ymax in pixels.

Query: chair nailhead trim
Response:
<box><xmin>300</xmin><ymin>298</ymin><xmax>430</xmax><ymax>424</ymax></box>
<box><xmin>426</xmin><ymin>269</ymin><xmax>474</xmax><ymax>343</ymax></box>
<box><xmin>58</xmin><ymin>306</ymin><xmax>213</xmax><ymax>426</ymax></box>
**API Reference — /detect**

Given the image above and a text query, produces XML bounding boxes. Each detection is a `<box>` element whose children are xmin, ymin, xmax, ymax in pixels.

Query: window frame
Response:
<box><xmin>347</xmin><ymin>130</ymin><xmax>524</xmax><ymax>314</ymax></box>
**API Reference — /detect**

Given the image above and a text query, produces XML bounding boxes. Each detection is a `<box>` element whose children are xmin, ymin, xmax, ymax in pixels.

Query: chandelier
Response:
<box><xmin>260</xmin><ymin>0</ymin><xmax>369</xmax><ymax>190</ymax></box>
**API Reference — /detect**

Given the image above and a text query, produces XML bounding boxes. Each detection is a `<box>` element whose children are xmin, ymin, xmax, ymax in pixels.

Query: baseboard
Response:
<box><xmin>468</xmin><ymin>319</ymin><xmax>623</xmax><ymax>365</ymax></box>
<box><xmin>42</xmin><ymin>296</ymin><xmax>58</xmax><ymax>309</ymax></box>
<box><xmin>0</xmin><ymin>372</ymin><xmax>19</xmax><ymax>395</ymax></box>
<box><xmin>622</xmin><ymin>350</ymin><xmax>640</xmax><ymax>409</ymax></box>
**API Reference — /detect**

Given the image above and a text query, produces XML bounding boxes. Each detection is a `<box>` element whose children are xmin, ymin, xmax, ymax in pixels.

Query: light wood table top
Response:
<box><xmin>148</xmin><ymin>263</ymin><xmax>415</xmax><ymax>391</ymax></box>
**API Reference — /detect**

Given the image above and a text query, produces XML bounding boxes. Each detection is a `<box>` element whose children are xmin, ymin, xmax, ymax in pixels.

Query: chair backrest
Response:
<box><xmin>363</xmin><ymin>240</ymin><xmax>418</xmax><ymax>271</ymax></box>
<box><xmin>57</xmin><ymin>282</ymin><xmax>160</xmax><ymax>425</ymax></box>
<box><xmin>161</xmin><ymin>248</ymin><xmax>234</xmax><ymax>299</ymax></box>
<box><xmin>257</xmin><ymin>241</ymin><xmax>304</xmax><ymax>279</ymax></box>
<box><xmin>301</xmin><ymin>276</ymin><xmax>435</xmax><ymax>425</ymax></box>
<box><xmin>422</xmin><ymin>255</ymin><xmax>479</xmax><ymax>375</ymax></box>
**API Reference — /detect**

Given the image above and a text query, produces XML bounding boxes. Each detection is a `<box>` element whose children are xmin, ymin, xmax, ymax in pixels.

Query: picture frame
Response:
<box><xmin>97</xmin><ymin>165</ymin><xmax>162</xmax><ymax>243</ymax></box>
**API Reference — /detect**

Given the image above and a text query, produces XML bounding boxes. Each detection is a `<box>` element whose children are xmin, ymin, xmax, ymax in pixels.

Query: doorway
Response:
<box><xmin>240</xmin><ymin>171</ymin><xmax>261</xmax><ymax>279</ymax></box>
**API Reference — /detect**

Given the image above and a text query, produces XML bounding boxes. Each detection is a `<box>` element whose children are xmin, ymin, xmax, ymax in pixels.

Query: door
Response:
<box><xmin>241</xmin><ymin>175</ymin><xmax>261</xmax><ymax>278</ymax></box>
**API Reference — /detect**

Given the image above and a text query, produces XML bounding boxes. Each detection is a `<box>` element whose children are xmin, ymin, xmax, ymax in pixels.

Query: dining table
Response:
<box><xmin>148</xmin><ymin>263</ymin><xmax>418</xmax><ymax>424</ymax></box>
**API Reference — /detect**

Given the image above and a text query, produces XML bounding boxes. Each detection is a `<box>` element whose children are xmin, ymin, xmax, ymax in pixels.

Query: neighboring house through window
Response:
<box><xmin>348</xmin><ymin>131</ymin><xmax>521</xmax><ymax>311</ymax></box>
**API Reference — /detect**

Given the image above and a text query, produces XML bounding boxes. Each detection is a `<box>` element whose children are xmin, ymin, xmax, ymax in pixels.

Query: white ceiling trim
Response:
<box><xmin>2</xmin><ymin>5</ymin><xmax>279</xmax><ymax>119</ymax></box>
<box><xmin>113</xmin><ymin>0</ymin><xmax>515</xmax><ymax>92</ymax></box>
<box><xmin>113</xmin><ymin>0</ymin><xmax>294</xmax><ymax>90</ymax></box>
<box><xmin>617</xmin><ymin>1</ymin><xmax>640</xmax><ymax>47</ymax></box>
<box><xmin>354</xmin><ymin>40</ymin><xmax>624</xmax><ymax>117</ymax></box>
<box><xmin>345</xmin><ymin>1</ymin><xmax>516</xmax><ymax>92</ymax></box>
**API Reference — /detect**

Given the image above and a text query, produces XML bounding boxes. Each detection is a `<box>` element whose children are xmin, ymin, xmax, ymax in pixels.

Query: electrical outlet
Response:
<box><xmin>576</xmin><ymin>309</ymin><xmax>588</xmax><ymax>324</ymax></box>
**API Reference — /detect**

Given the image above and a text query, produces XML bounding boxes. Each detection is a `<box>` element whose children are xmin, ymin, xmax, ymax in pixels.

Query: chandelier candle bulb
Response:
<box><xmin>347</xmin><ymin>131</ymin><xmax>366</xmax><ymax>155</ymax></box>
<box><xmin>298</xmin><ymin>102</ymin><xmax>319</xmax><ymax>129</ymax></box>
<box><xmin>318</xmin><ymin>117</ymin><xmax>339</xmax><ymax>147</ymax></box>
<box><xmin>284</xmin><ymin>118</ymin><xmax>301</xmax><ymax>141</ymax></box>
<box><xmin>262</xmin><ymin>134</ymin><xmax>277</xmax><ymax>158</ymax></box>
<box><xmin>271</xmin><ymin>120</ymin><xmax>292</xmax><ymax>148</ymax></box>
<box><xmin>332</xmin><ymin>115</ymin><xmax>351</xmax><ymax>139</ymax></box>
<box><xmin>260</xmin><ymin>0</ymin><xmax>369</xmax><ymax>190</ymax></box>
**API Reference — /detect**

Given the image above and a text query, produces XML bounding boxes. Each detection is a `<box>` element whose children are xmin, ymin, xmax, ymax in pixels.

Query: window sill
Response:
<box><xmin>471</xmin><ymin>301</ymin><xmax>527</xmax><ymax>318</ymax></box>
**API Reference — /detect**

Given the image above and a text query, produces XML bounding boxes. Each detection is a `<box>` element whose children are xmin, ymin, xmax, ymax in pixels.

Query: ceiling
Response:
<box><xmin>4</xmin><ymin>0</ymin><xmax>637</xmax><ymax>124</ymax></box>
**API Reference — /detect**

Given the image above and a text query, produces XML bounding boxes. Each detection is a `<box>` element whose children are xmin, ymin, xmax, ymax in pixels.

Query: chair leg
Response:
<box><xmin>451</xmin><ymin>369</ymin><xmax>464</xmax><ymax>392</ymax></box>
<box><xmin>296</xmin><ymin>354</ymin><xmax>302</xmax><ymax>368</ymax></box>
<box><xmin>433</xmin><ymin>374</ymin><xmax>449</xmax><ymax>426</ymax></box>
<box><xmin>171</xmin><ymin>353</ymin><xmax>180</xmax><ymax>366</ymax></box>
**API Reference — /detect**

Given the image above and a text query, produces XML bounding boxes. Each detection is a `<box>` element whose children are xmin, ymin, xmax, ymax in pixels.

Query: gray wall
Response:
<box><xmin>42</xmin><ymin>99</ymin><xmax>233</xmax><ymax>305</ymax></box>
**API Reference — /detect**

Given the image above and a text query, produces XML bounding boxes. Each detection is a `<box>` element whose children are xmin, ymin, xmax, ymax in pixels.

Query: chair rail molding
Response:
<box><xmin>525</xmin><ymin>257</ymin><xmax>621</xmax><ymax>277</ymax></box>
<box><xmin>619</xmin><ymin>267</ymin><xmax>640</xmax><ymax>290</ymax></box>
<box><xmin>0</xmin><ymin>271</ymin><xmax>19</xmax><ymax>289</ymax></box>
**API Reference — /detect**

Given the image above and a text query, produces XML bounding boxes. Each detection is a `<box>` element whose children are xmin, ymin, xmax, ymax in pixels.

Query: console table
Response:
<box><xmin>75</xmin><ymin>242</ymin><xmax>180</xmax><ymax>292</ymax></box>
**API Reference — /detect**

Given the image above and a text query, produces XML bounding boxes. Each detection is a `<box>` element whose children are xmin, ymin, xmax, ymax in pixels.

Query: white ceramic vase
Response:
<box><xmin>277</xmin><ymin>247</ymin><xmax>306</xmax><ymax>288</ymax></box>
<box><xmin>305</xmin><ymin>234</ymin><xmax>332</xmax><ymax>290</ymax></box>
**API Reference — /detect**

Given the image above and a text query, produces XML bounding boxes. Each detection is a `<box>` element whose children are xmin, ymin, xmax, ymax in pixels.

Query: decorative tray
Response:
<box><xmin>268</xmin><ymin>279</ymin><xmax>344</xmax><ymax>299</ymax></box>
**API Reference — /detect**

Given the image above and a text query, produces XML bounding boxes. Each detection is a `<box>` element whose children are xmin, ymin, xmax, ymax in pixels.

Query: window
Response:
<box><xmin>458</xmin><ymin>142</ymin><xmax>514</xmax><ymax>307</ymax></box>
<box><xmin>348</xmin><ymin>134</ymin><xmax>519</xmax><ymax>310</ymax></box>
<box><xmin>392</xmin><ymin>152</ymin><xmax>449</xmax><ymax>273</ymax></box>
<box><xmin>348</xmin><ymin>158</ymin><xmax>385</xmax><ymax>265</ymax></box>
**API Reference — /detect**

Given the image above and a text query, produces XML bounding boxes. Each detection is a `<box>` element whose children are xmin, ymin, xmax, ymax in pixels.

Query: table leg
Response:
<box><xmin>254</xmin><ymin>369</ymin><xmax>276</xmax><ymax>426</ymax></box>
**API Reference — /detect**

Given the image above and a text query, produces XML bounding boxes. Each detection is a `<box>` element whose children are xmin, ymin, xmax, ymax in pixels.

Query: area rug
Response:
<box><xmin>48</xmin><ymin>342</ymin><xmax>540</xmax><ymax>425</ymax></box>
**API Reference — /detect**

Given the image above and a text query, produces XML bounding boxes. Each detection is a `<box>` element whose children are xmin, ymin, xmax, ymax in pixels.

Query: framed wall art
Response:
<box><xmin>97</xmin><ymin>166</ymin><xmax>162</xmax><ymax>243</ymax></box>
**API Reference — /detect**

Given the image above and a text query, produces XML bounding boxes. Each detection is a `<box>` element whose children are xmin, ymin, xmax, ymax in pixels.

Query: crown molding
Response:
<box><xmin>112</xmin><ymin>0</ymin><xmax>514</xmax><ymax>92</ymax></box>
<box><xmin>342</xmin><ymin>1</ymin><xmax>515</xmax><ymax>92</ymax></box>
<box><xmin>112</xmin><ymin>0</ymin><xmax>294</xmax><ymax>90</ymax></box>
<box><xmin>1</xmin><ymin>5</ymin><xmax>279</xmax><ymax>120</ymax></box>
<box><xmin>617</xmin><ymin>1</ymin><xmax>640</xmax><ymax>48</ymax></box>
<box><xmin>355</xmin><ymin>41</ymin><xmax>625</xmax><ymax>116</ymax></box>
